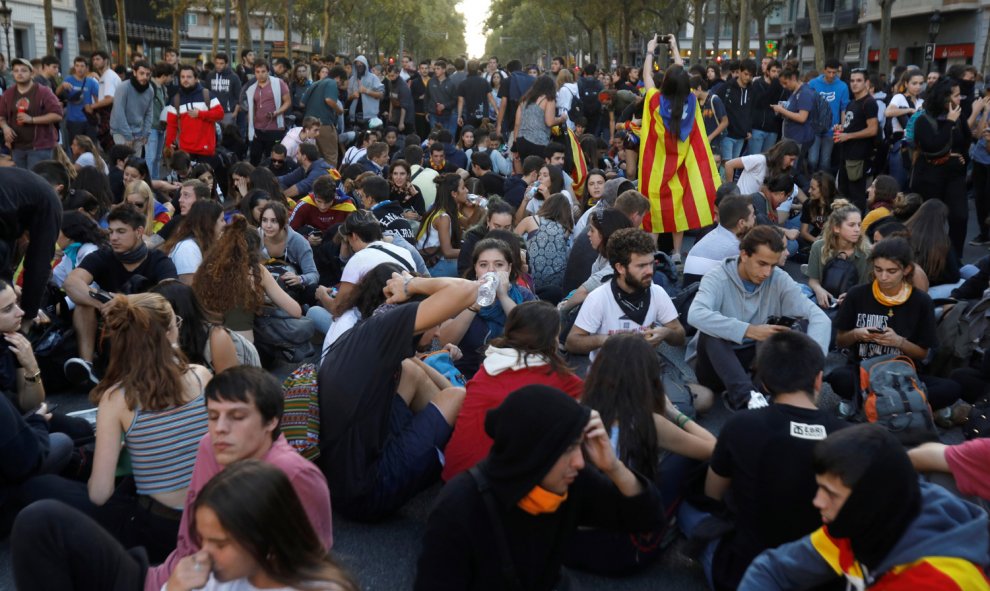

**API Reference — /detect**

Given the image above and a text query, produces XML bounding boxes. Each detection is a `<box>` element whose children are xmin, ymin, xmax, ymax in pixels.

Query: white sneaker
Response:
<box><xmin>63</xmin><ymin>357</ymin><xmax>98</xmax><ymax>387</ymax></box>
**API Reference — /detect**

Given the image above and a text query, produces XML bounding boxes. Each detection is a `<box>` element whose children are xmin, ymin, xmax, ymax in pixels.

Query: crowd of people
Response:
<box><xmin>0</xmin><ymin>34</ymin><xmax>989</xmax><ymax>589</ymax></box>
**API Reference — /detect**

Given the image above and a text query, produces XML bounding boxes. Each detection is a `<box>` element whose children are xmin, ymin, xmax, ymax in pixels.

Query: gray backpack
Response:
<box><xmin>859</xmin><ymin>354</ymin><xmax>936</xmax><ymax>438</ymax></box>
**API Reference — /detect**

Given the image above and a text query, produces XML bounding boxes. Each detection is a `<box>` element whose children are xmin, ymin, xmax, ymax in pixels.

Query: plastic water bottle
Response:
<box><xmin>476</xmin><ymin>272</ymin><xmax>499</xmax><ymax>307</ymax></box>
<box><xmin>526</xmin><ymin>181</ymin><xmax>541</xmax><ymax>199</ymax></box>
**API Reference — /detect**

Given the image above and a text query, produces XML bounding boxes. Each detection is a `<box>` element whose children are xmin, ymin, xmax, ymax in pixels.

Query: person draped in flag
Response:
<box><xmin>638</xmin><ymin>34</ymin><xmax>721</xmax><ymax>264</ymax></box>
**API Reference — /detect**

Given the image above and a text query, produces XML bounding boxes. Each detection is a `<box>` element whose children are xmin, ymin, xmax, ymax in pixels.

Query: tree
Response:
<box><xmin>752</xmin><ymin>0</ymin><xmax>784</xmax><ymax>62</ymax></box>
<box><xmin>878</xmin><ymin>0</ymin><xmax>894</xmax><ymax>80</ymax></box>
<box><xmin>806</xmin><ymin>0</ymin><xmax>825</xmax><ymax>70</ymax></box>
<box><xmin>81</xmin><ymin>0</ymin><xmax>110</xmax><ymax>52</ymax></box>
<box><xmin>238</xmin><ymin>0</ymin><xmax>251</xmax><ymax>60</ymax></box>
<box><xmin>691</xmin><ymin>0</ymin><xmax>706</xmax><ymax>67</ymax></box>
<box><xmin>44</xmin><ymin>0</ymin><xmax>56</xmax><ymax>55</ymax></box>
<box><xmin>738</xmin><ymin>0</ymin><xmax>749</xmax><ymax>60</ymax></box>
<box><xmin>116</xmin><ymin>0</ymin><xmax>128</xmax><ymax>62</ymax></box>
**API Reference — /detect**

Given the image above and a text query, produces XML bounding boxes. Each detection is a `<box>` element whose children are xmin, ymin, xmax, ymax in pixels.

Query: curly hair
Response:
<box><xmin>193</xmin><ymin>215</ymin><xmax>265</xmax><ymax>317</ymax></box>
<box><xmin>93</xmin><ymin>293</ymin><xmax>189</xmax><ymax>410</ymax></box>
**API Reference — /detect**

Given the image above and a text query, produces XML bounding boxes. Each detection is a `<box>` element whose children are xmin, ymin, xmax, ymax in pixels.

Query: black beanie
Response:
<box><xmin>482</xmin><ymin>385</ymin><xmax>591</xmax><ymax>505</ymax></box>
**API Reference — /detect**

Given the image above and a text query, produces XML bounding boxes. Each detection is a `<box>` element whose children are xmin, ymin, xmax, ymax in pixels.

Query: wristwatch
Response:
<box><xmin>24</xmin><ymin>369</ymin><xmax>42</xmax><ymax>383</ymax></box>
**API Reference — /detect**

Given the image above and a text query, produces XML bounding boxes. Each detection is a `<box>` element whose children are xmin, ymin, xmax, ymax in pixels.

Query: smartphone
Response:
<box><xmin>868</xmin><ymin>327</ymin><xmax>885</xmax><ymax>334</ymax></box>
<box><xmin>89</xmin><ymin>289</ymin><xmax>113</xmax><ymax>304</ymax></box>
<box><xmin>767</xmin><ymin>315</ymin><xmax>799</xmax><ymax>327</ymax></box>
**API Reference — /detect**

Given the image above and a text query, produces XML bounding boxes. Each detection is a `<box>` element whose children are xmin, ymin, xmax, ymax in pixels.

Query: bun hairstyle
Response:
<box><xmin>96</xmin><ymin>293</ymin><xmax>189</xmax><ymax>411</ymax></box>
<box><xmin>830</xmin><ymin>197</ymin><xmax>852</xmax><ymax>212</ymax></box>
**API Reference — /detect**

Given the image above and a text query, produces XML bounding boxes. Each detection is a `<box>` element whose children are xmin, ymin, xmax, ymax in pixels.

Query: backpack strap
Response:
<box><xmin>410</xmin><ymin>166</ymin><xmax>426</xmax><ymax>182</ymax></box>
<box><xmin>467</xmin><ymin>467</ymin><xmax>522</xmax><ymax>590</ymax></box>
<box><xmin>367</xmin><ymin>244</ymin><xmax>414</xmax><ymax>273</ymax></box>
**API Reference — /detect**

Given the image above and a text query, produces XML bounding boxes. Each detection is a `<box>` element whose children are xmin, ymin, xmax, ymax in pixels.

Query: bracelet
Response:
<box><xmin>676</xmin><ymin>413</ymin><xmax>690</xmax><ymax>428</ymax></box>
<box><xmin>468</xmin><ymin>305</ymin><xmax>480</xmax><ymax>313</ymax></box>
<box><xmin>402</xmin><ymin>274</ymin><xmax>415</xmax><ymax>298</ymax></box>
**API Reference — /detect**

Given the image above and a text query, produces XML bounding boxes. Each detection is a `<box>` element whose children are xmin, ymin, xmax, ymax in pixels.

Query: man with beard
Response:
<box><xmin>687</xmin><ymin>225</ymin><xmax>829</xmax><ymax>411</ymax></box>
<box><xmin>163</xmin><ymin>64</ymin><xmax>224</xmax><ymax>164</ymax></box>
<box><xmin>566</xmin><ymin>228</ymin><xmax>686</xmax><ymax>361</ymax></box>
<box><xmin>62</xmin><ymin>206</ymin><xmax>178</xmax><ymax>386</ymax></box>
<box><xmin>347</xmin><ymin>55</ymin><xmax>384</xmax><ymax>129</ymax></box>
<box><xmin>88</xmin><ymin>50</ymin><xmax>121</xmax><ymax>151</ymax></box>
<box><xmin>109</xmin><ymin>60</ymin><xmax>155</xmax><ymax>151</ymax></box>
<box><xmin>740</xmin><ymin>424</ymin><xmax>990</xmax><ymax>590</ymax></box>
<box><xmin>0</xmin><ymin>58</ymin><xmax>63</xmax><ymax>169</ymax></box>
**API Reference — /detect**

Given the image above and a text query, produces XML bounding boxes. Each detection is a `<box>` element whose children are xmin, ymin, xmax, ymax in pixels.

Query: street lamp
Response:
<box><xmin>928</xmin><ymin>10</ymin><xmax>942</xmax><ymax>73</ymax></box>
<box><xmin>0</xmin><ymin>0</ymin><xmax>12</xmax><ymax>62</ymax></box>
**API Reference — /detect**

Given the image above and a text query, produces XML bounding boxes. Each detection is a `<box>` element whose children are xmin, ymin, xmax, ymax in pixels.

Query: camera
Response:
<box><xmin>659</xmin><ymin>34</ymin><xmax>674</xmax><ymax>44</ymax></box>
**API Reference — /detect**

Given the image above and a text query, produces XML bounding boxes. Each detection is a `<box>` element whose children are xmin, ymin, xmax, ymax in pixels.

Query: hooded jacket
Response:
<box><xmin>687</xmin><ymin>257</ymin><xmax>831</xmax><ymax>357</ymax></box>
<box><xmin>109</xmin><ymin>79</ymin><xmax>154</xmax><ymax>140</ymax></box>
<box><xmin>208</xmin><ymin>66</ymin><xmax>242</xmax><ymax>114</ymax></box>
<box><xmin>739</xmin><ymin>480</ymin><xmax>990</xmax><ymax>590</ymax></box>
<box><xmin>164</xmin><ymin>83</ymin><xmax>224</xmax><ymax>156</ymax></box>
<box><xmin>719</xmin><ymin>80</ymin><xmax>753</xmax><ymax>139</ymax></box>
<box><xmin>347</xmin><ymin>56</ymin><xmax>385</xmax><ymax>123</ymax></box>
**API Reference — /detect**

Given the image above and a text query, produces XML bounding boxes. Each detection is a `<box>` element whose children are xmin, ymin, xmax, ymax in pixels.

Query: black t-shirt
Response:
<box><xmin>371</xmin><ymin>201</ymin><xmax>415</xmax><ymax>241</ymax></box>
<box><xmin>710</xmin><ymin>404</ymin><xmax>847</xmax><ymax>590</ymax></box>
<box><xmin>834</xmin><ymin>282</ymin><xmax>936</xmax><ymax>362</ymax></box>
<box><xmin>458</xmin><ymin>75</ymin><xmax>492</xmax><ymax>122</ymax></box>
<box><xmin>841</xmin><ymin>94</ymin><xmax>879</xmax><ymax>161</ymax></box>
<box><xmin>317</xmin><ymin>302</ymin><xmax>419</xmax><ymax>506</ymax></box>
<box><xmin>77</xmin><ymin>247</ymin><xmax>178</xmax><ymax>293</ymax></box>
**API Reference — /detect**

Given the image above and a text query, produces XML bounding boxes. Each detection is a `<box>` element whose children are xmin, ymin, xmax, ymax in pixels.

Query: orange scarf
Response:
<box><xmin>517</xmin><ymin>486</ymin><xmax>568</xmax><ymax>515</ymax></box>
<box><xmin>872</xmin><ymin>280</ymin><xmax>911</xmax><ymax>317</ymax></box>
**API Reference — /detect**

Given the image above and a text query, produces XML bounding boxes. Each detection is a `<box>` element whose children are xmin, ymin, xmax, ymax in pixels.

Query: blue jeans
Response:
<box><xmin>677</xmin><ymin>501</ymin><xmax>718</xmax><ymax>588</ymax></box>
<box><xmin>146</xmin><ymin>128</ymin><xmax>165</xmax><ymax>180</ymax></box>
<box><xmin>429</xmin><ymin>112</ymin><xmax>457</xmax><ymax>135</ymax></box>
<box><xmin>720</xmin><ymin>136</ymin><xmax>746</xmax><ymax>163</ymax></box>
<box><xmin>306</xmin><ymin>306</ymin><xmax>332</xmax><ymax>335</ymax></box>
<box><xmin>808</xmin><ymin>131</ymin><xmax>834</xmax><ymax>173</ymax></box>
<box><xmin>428</xmin><ymin>258</ymin><xmax>458</xmax><ymax>278</ymax></box>
<box><xmin>747</xmin><ymin>129</ymin><xmax>778</xmax><ymax>156</ymax></box>
<box><xmin>13</xmin><ymin>148</ymin><xmax>53</xmax><ymax>170</ymax></box>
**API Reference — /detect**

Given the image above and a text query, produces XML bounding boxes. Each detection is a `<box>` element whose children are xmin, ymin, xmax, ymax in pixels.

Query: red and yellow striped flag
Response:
<box><xmin>637</xmin><ymin>88</ymin><xmax>720</xmax><ymax>233</ymax></box>
<box><xmin>564</xmin><ymin>127</ymin><xmax>588</xmax><ymax>199</ymax></box>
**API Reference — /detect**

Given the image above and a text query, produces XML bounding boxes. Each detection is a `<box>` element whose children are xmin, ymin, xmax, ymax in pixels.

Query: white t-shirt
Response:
<box><xmin>52</xmin><ymin>243</ymin><xmax>99</xmax><ymax>288</ymax></box>
<box><xmin>99</xmin><ymin>69</ymin><xmax>121</xmax><ymax>100</ymax></box>
<box><xmin>410</xmin><ymin>165</ymin><xmax>438</xmax><ymax>210</ymax></box>
<box><xmin>888</xmin><ymin>93</ymin><xmax>923</xmax><ymax>134</ymax></box>
<box><xmin>280</xmin><ymin>126</ymin><xmax>315</xmax><ymax>159</ymax></box>
<box><xmin>341</xmin><ymin>241</ymin><xmax>415</xmax><ymax>284</ymax></box>
<box><xmin>321</xmin><ymin>307</ymin><xmax>361</xmax><ymax>362</ymax></box>
<box><xmin>574</xmin><ymin>282</ymin><xmax>679</xmax><ymax>361</ymax></box>
<box><xmin>75</xmin><ymin>152</ymin><xmax>109</xmax><ymax>174</ymax></box>
<box><xmin>736</xmin><ymin>154</ymin><xmax>768</xmax><ymax>195</ymax></box>
<box><xmin>170</xmin><ymin>238</ymin><xmax>203</xmax><ymax>276</ymax></box>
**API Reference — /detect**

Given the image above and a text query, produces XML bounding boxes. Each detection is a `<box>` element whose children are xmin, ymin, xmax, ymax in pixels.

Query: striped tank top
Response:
<box><xmin>125</xmin><ymin>373</ymin><xmax>208</xmax><ymax>496</ymax></box>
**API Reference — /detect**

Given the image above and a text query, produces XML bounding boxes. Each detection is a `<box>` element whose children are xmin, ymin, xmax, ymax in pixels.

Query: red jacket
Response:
<box><xmin>164</xmin><ymin>84</ymin><xmax>224</xmax><ymax>156</ymax></box>
<box><xmin>441</xmin><ymin>364</ymin><xmax>583</xmax><ymax>482</ymax></box>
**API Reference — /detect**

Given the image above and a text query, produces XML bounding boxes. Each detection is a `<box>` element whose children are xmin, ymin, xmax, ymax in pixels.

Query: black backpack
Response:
<box><xmin>812</xmin><ymin>91</ymin><xmax>833</xmax><ymax>135</ymax></box>
<box><xmin>820</xmin><ymin>252</ymin><xmax>859</xmax><ymax>297</ymax></box>
<box><xmin>577</xmin><ymin>78</ymin><xmax>602</xmax><ymax>117</ymax></box>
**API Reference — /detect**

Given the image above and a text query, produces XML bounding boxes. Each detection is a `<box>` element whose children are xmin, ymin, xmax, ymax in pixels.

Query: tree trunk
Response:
<box><xmin>259</xmin><ymin>13</ymin><xmax>267</xmax><ymax>56</ymax></box>
<box><xmin>714</xmin><ymin>0</ymin><xmax>721</xmax><ymax>58</ymax></box>
<box><xmin>212</xmin><ymin>14</ymin><xmax>220</xmax><ymax>58</ymax></box>
<box><xmin>756</xmin><ymin>7</ymin><xmax>766</xmax><ymax>62</ymax></box>
<box><xmin>599</xmin><ymin>21</ymin><xmax>608</xmax><ymax>66</ymax></box>
<box><xmin>82</xmin><ymin>0</ymin><xmax>109</xmax><ymax>53</ymax></box>
<box><xmin>115</xmin><ymin>0</ymin><xmax>127</xmax><ymax>64</ymax></box>
<box><xmin>730</xmin><ymin>10</ymin><xmax>739</xmax><ymax>59</ymax></box>
<box><xmin>321</xmin><ymin>0</ymin><xmax>332</xmax><ymax>58</ymax></box>
<box><xmin>619</xmin><ymin>5</ymin><xmax>629</xmax><ymax>65</ymax></box>
<box><xmin>879</xmin><ymin>0</ymin><xmax>894</xmax><ymax>80</ymax></box>
<box><xmin>738</xmin><ymin>0</ymin><xmax>749</xmax><ymax>60</ymax></box>
<box><xmin>283</xmin><ymin>0</ymin><xmax>291</xmax><ymax>57</ymax></box>
<box><xmin>807</xmin><ymin>0</ymin><xmax>825</xmax><ymax>70</ymax></box>
<box><xmin>172</xmin><ymin>8</ymin><xmax>181</xmax><ymax>55</ymax></box>
<box><xmin>43</xmin><ymin>0</ymin><xmax>56</xmax><ymax>55</ymax></box>
<box><xmin>692</xmin><ymin>0</ymin><xmax>706</xmax><ymax>66</ymax></box>
<box><xmin>237</xmin><ymin>0</ymin><xmax>251</xmax><ymax>60</ymax></box>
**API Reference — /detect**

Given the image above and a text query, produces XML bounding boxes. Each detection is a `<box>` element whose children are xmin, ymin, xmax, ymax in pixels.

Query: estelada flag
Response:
<box><xmin>637</xmin><ymin>88</ymin><xmax>720</xmax><ymax>233</ymax></box>
<box><xmin>553</xmin><ymin>125</ymin><xmax>589</xmax><ymax>199</ymax></box>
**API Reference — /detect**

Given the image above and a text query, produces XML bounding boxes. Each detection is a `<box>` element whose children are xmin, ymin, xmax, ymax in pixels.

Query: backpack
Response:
<box><xmin>820</xmin><ymin>252</ymin><xmax>859</xmax><ymax>297</ymax></box>
<box><xmin>673</xmin><ymin>281</ymin><xmax>701</xmax><ymax>337</ymax></box>
<box><xmin>812</xmin><ymin>90</ymin><xmax>833</xmax><ymax>134</ymax></box>
<box><xmin>858</xmin><ymin>354</ymin><xmax>937</xmax><ymax>438</ymax></box>
<box><xmin>563</xmin><ymin>85</ymin><xmax>583</xmax><ymax>120</ymax></box>
<box><xmin>281</xmin><ymin>363</ymin><xmax>321</xmax><ymax>460</ymax></box>
<box><xmin>206</xmin><ymin>323</ymin><xmax>262</xmax><ymax>369</ymax></box>
<box><xmin>577</xmin><ymin>77</ymin><xmax>602</xmax><ymax>117</ymax></box>
<box><xmin>508</xmin><ymin>71</ymin><xmax>535</xmax><ymax>103</ymax></box>
<box><xmin>253</xmin><ymin>306</ymin><xmax>316</xmax><ymax>364</ymax></box>
<box><xmin>903</xmin><ymin>109</ymin><xmax>924</xmax><ymax>146</ymax></box>
<box><xmin>931</xmin><ymin>294</ymin><xmax>990</xmax><ymax>376</ymax></box>
<box><xmin>525</xmin><ymin>217</ymin><xmax>569</xmax><ymax>289</ymax></box>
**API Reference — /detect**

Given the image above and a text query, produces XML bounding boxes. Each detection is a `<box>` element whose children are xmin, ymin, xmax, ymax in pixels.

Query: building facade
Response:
<box><xmin>5</xmin><ymin>0</ymin><xmax>80</xmax><ymax>74</ymax></box>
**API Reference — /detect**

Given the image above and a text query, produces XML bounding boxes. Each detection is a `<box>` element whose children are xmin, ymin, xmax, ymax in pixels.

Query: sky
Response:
<box><xmin>457</xmin><ymin>0</ymin><xmax>491</xmax><ymax>58</ymax></box>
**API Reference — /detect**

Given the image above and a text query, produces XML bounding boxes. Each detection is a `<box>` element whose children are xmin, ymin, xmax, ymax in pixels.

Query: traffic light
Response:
<box><xmin>765</xmin><ymin>40</ymin><xmax>778</xmax><ymax>55</ymax></box>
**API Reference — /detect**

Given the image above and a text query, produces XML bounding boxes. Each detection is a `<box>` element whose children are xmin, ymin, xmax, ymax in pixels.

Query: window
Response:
<box><xmin>185</xmin><ymin>13</ymin><xmax>198</xmax><ymax>26</ymax></box>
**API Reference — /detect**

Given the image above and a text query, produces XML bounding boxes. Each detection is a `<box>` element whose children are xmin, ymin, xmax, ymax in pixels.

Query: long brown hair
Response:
<box><xmin>93</xmin><ymin>293</ymin><xmax>189</xmax><ymax>411</ymax></box>
<box><xmin>192</xmin><ymin>460</ymin><xmax>358</xmax><ymax>591</ymax></box>
<box><xmin>905</xmin><ymin>199</ymin><xmax>951</xmax><ymax>280</ymax></box>
<box><xmin>489</xmin><ymin>301</ymin><xmax>571</xmax><ymax>376</ymax></box>
<box><xmin>192</xmin><ymin>215</ymin><xmax>265</xmax><ymax>317</ymax></box>
<box><xmin>161</xmin><ymin>200</ymin><xmax>223</xmax><ymax>255</ymax></box>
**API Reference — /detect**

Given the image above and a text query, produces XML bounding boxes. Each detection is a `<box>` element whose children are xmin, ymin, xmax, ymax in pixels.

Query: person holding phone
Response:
<box><xmin>827</xmin><ymin>237</ymin><xmax>961</xmax><ymax>418</ymax></box>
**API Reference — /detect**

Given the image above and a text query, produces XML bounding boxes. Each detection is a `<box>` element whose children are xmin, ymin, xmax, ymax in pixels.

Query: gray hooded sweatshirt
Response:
<box><xmin>687</xmin><ymin>256</ymin><xmax>830</xmax><ymax>360</ymax></box>
<box><xmin>348</xmin><ymin>55</ymin><xmax>385</xmax><ymax>123</ymax></box>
